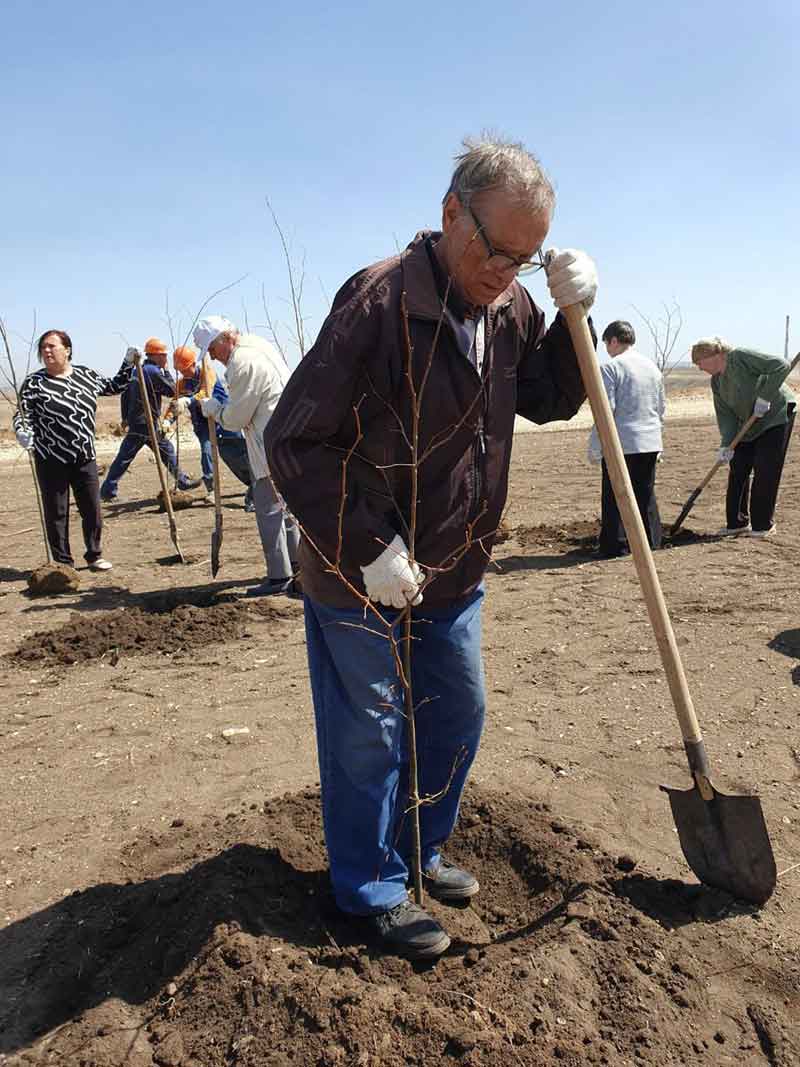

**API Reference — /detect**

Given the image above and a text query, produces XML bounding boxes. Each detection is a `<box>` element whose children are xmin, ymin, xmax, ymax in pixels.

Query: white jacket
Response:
<box><xmin>588</xmin><ymin>349</ymin><xmax>665</xmax><ymax>460</ymax></box>
<box><xmin>218</xmin><ymin>334</ymin><xmax>288</xmax><ymax>480</ymax></box>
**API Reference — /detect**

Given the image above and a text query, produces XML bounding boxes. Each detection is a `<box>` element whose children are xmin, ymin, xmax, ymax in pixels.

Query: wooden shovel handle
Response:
<box><xmin>135</xmin><ymin>353</ymin><xmax>185</xmax><ymax>563</ymax></box>
<box><xmin>563</xmin><ymin>304</ymin><xmax>703</xmax><ymax>745</ymax></box>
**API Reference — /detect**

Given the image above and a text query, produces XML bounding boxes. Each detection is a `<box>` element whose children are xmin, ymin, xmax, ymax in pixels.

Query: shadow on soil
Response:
<box><xmin>0</xmin><ymin>844</ymin><xmax>328</xmax><ymax>1052</ymax></box>
<box><xmin>767</xmin><ymin>628</ymin><xmax>800</xmax><ymax>686</ymax></box>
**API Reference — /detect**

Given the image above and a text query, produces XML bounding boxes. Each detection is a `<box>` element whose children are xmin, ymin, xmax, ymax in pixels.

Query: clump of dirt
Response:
<box><xmin>158</xmin><ymin>488</ymin><xmax>198</xmax><ymax>511</ymax></box>
<box><xmin>26</xmin><ymin>562</ymin><xmax>81</xmax><ymax>596</ymax></box>
<box><xmin>514</xmin><ymin>520</ymin><xmax>599</xmax><ymax>551</ymax></box>
<box><xmin>1</xmin><ymin>786</ymin><xmax>796</xmax><ymax>1067</ymax></box>
<box><xmin>8</xmin><ymin>587</ymin><xmax>297</xmax><ymax>668</ymax></box>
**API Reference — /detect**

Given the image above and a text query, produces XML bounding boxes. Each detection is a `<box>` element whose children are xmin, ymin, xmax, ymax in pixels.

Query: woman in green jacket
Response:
<box><xmin>692</xmin><ymin>337</ymin><xmax>796</xmax><ymax>538</ymax></box>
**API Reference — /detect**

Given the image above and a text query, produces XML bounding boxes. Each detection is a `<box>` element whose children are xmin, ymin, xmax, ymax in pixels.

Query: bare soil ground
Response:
<box><xmin>1</xmin><ymin>402</ymin><xmax>800</xmax><ymax>1066</ymax></box>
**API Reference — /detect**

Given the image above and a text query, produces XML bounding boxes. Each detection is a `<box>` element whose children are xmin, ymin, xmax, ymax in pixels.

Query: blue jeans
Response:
<box><xmin>101</xmin><ymin>429</ymin><xmax>193</xmax><ymax>497</ymax></box>
<box><xmin>199</xmin><ymin>435</ymin><xmax>252</xmax><ymax>492</ymax></box>
<box><xmin>303</xmin><ymin>587</ymin><xmax>485</xmax><ymax>915</ymax></box>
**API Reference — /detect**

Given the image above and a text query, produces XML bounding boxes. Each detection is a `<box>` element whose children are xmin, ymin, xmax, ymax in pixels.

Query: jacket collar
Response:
<box><xmin>401</xmin><ymin>230</ymin><xmax>514</xmax><ymax>323</ymax></box>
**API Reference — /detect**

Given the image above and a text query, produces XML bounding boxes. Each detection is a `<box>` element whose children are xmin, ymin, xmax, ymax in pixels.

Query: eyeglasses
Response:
<box><xmin>466</xmin><ymin>204</ymin><xmax>545</xmax><ymax>276</ymax></box>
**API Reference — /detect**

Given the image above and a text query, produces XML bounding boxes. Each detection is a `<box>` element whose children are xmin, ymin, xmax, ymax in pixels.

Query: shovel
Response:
<box><xmin>562</xmin><ymin>303</ymin><xmax>776</xmax><ymax>905</ymax></box>
<box><xmin>670</xmin><ymin>348</ymin><xmax>800</xmax><ymax>536</ymax></box>
<box><xmin>201</xmin><ymin>355</ymin><xmax>224</xmax><ymax>576</ymax></box>
<box><xmin>135</xmin><ymin>353</ymin><xmax>186</xmax><ymax>563</ymax></box>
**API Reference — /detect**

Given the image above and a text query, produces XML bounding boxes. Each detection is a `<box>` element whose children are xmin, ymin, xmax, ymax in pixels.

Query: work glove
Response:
<box><xmin>360</xmin><ymin>533</ymin><xmax>424</xmax><ymax>608</ymax></box>
<box><xmin>15</xmin><ymin>427</ymin><xmax>34</xmax><ymax>451</ymax></box>
<box><xmin>200</xmin><ymin>396</ymin><xmax>223</xmax><ymax>419</ymax></box>
<box><xmin>175</xmin><ymin>396</ymin><xmax>192</xmax><ymax>415</ymax></box>
<box><xmin>753</xmin><ymin>396</ymin><xmax>770</xmax><ymax>417</ymax></box>
<box><xmin>544</xmin><ymin>248</ymin><xmax>598</xmax><ymax>310</ymax></box>
<box><xmin>717</xmin><ymin>447</ymin><xmax>734</xmax><ymax>464</ymax></box>
<box><xmin>124</xmin><ymin>346</ymin><xmax>142</xmax><ymax>365</ymax></box>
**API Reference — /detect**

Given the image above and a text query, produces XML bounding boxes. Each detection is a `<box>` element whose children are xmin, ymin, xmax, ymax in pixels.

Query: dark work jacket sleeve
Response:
<box><xmin>515</xmin><ymin>298</ymin><xmax>592</xmax><ymax>423</ymax></box>
<box><xmin>265</xmin><ymin>274</ymin><xmax>398</xmax><ymax>570</ymax></box>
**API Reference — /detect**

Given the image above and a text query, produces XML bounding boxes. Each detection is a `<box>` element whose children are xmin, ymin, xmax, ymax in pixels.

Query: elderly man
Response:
<box><xmin>588</xmin><ymin>320</ymin><xmax>665</xmax><ymax>557</ymax></box>
<box><xmin>100</xmin><ymin>337</ymin><xmax>201</xmax><ymax>501</ymax></box>
<box><xmin>265</xmin><ymin>137</ymin><xmax>597</xmax><ymax>958</ymax></box>
<box><xmin>193</xmin><ymin>316</ymin><xmax>300</xmax><ymax>596</ymax></box>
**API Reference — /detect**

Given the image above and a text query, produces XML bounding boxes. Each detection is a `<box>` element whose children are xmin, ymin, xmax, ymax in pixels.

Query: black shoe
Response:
<box><xmin>422</xmin><ymin>859</ymin><xmax>479</xmax><ymax>902</ymax></box>
<box><xmin>244</xmin><ymin>576</ymin><xmax>298</xmax><ymax>598</ymax></box>
<box><xmin>179</xmin><ymin>476</ymin><xmax>203</xmax><ymax>491</ymax></box>
<box><xmin>368</xmin><ymin>900</ymin><xmax>450</xmax><ymax>959</ymax></box>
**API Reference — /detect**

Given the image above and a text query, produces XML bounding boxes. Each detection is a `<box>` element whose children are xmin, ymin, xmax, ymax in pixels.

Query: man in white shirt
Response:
<box><xmin>588</xmin><ymin>320</ymin><xmax>665</xmax><ymax>558</ymax></box>
<box><xmin>193</xmin><ymin>316</ymin><xmax>300</xmax><ymax>596</ymax></box>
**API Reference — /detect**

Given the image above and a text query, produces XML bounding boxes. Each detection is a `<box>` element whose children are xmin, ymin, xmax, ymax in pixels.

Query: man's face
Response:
<box><xmin>604</xmin><ymin>338</ymin><xmax>624</xmax><ymax>358</ymax></box>
<box><xmin>149</xmin><ymin>350</ymin><xmax>168</xmax><ymax>368</ymax></box>
<box><xmin>209</xmin><ymin>333</ymin><xmax>235</xmax><ymax>365</ymax></box>
<box><xmin>440</xmin><ymin>189</ymin><xmax>550</xmax><ymax>307</ymax></box>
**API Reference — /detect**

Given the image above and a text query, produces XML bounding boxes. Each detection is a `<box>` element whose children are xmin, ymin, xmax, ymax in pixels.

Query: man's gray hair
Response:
<box><xmin>444</xmin><ymin>135</ymin><xmax>555</xmax><ymax>215</ymax></box>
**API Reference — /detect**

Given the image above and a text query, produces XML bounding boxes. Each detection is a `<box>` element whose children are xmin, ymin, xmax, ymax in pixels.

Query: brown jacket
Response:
<box><xmin>265</xmin><ymin>232</ymin><xmax>590</xmax><ymax>608</ymax></box>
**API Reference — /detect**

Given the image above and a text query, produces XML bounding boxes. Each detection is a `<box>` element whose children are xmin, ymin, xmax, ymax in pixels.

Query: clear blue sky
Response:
<box><xmin>3</xmin><ymin>0</ymin><xmax>798</xmax><ymax>375</ymax></box>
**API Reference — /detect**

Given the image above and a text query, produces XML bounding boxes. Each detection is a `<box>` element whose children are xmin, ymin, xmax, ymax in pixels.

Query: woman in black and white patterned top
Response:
<box><xmin>14</xmin><ymin>330</ymin><xmax>136</xmax><ymax>572</ymax></box>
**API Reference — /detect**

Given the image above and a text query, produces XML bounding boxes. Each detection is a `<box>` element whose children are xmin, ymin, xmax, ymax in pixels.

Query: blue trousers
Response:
<box><xmin>303</xmin><ymin>588</ymin><xmax>485</xmax><ymax>915</ymax></box>
<box><xmin>101</xmin><ymin>430</ymin><xmax>192</xmax><ymax>497</ymax></box>
<box><xmin>199</xmin><ymin>436</ymin><xmax>252</xmax><ymax>492</ymax></box>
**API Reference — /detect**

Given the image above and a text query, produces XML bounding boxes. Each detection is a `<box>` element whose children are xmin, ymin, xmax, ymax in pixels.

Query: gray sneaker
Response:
<box><xmin>369</xmin><ymin>900</ymin><xmax>450</xmax><ymax>959</ymax></box>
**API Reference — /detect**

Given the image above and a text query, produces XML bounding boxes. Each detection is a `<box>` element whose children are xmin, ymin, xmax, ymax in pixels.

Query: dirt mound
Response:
<box><xmin>26</xmin><ymin>562</ymin><xmax>81</xmax><ymax>596</ymax></box>
<box><xmin>514</xmin><ymin>520</ymin><xmax>599</xmax><ymax>551</ymax></box>
<box><xmin>1</xmin><ymin>787</ymin><xmax>796</xmax><ymax>1067</ymax></box>
<box><xmin>7</xmin><ymin>589</ymin><xmax>295</xmax><ymax>668</ymax></box>
<box><xmin>158</xmin><ymin>488</ymin><xmax>198</xmax><ymax>511</ymax></box>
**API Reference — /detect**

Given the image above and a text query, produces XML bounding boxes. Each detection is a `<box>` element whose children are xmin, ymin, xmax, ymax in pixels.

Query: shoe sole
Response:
<box><xmin>424</xmin><ymin>881</ymin><xmax>480</xmax><ymax>902</ymax></box>
<box><xmin>382</xmin><ymin>930</ymin><xmax>451</xmax><ymax>959</ymax></box>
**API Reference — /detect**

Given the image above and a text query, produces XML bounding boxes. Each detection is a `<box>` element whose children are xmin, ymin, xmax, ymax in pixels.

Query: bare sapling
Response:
<box><xmin>633</xmin><ymin>300</ymin><xmax>684</xmax><ymax>375</ymax></box>
<box><xmin>271</xmin><ymin>238</ymin><xmax>496</xmax><ymax>905</ymax></box>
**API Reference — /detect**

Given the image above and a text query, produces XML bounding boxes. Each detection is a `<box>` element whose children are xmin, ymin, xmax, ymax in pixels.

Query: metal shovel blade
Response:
<box><xmin>660</xmin><ymin>780</ymin><xmax>776</xmax><ymax>905</ymax></box>
<box><xmin>211</xmin><ymin>522</ymin><xmax>222</xmax><ymax>577</ymax></box>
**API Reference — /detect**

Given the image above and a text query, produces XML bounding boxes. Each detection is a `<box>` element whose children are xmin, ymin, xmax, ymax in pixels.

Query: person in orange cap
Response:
<box><xmin>100</xmin><ymin>337</ymin><xmax>202</xmax><ymax>500</ymax></box>
<box><xmin>172</xmin><ymin>346</ymin><xmax>254</xmax><ymax>509</ymax></box>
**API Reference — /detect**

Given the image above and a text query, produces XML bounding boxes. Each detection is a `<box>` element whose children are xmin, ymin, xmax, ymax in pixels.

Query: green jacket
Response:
<box><xmin>711</xmin><ymin>348</ymin><xmax>795</xmax><ymax>446</ymax></box>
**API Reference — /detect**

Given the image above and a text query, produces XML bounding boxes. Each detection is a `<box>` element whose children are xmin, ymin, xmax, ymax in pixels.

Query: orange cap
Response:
<box><xmin>173</xmin><ymin>345</ymin><xmax>197</xmax><ymax>375</ymax></box>
<box><xmin>144</xmin><ymin>336</ymin><xmax>168</xmax><ymax>355</ymax></box>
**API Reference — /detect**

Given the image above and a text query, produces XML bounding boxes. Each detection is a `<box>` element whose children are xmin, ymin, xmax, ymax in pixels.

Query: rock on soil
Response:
<box><xmin>1</xmin><ymin>787</ymin><xmax>797</xmax><ymax>1066</ymax></box>
<box><xmin>26</xmin><ymin>563</ymin><xmax>81</xmax><ymax>597</ymax></box>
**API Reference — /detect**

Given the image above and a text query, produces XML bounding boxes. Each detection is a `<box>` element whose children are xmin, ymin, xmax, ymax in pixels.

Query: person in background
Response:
<box><xmin>265</xmin><ymin>136</ymin><xmax>597</xmax><ymax>958</ymax></box>
<box><xmin>13</xmin><ymin>330</ymin><xmax>136</xmax><ymax>571</ymax></box>
<box><xmin>193</xmin><ymin>316</ymin><xmax>300</xmax><ymax>596</ymax></box>
<box><xmin>692</xmin><ymin>336</ymin><xmax>796</xmax><ymax>538</ymax></box>
<box><xmin>171</xmin><ymin>345</ymin><xmax>254</xmax><ymax>510</ymax></box>
<box><xmin>100</xmin><ymin>337</ymin><xmax>202</xmax><ymax>501</ymax></box>
<box><xmin>588</xmin><ymin>320</ymin><xmax>665</xmax><ymax>558</ymax></box>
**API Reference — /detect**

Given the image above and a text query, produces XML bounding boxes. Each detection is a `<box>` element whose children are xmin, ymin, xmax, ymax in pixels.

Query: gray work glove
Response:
<box><xmin>717</xmin><ymin>447</ymin><xmax>734</xmax><ymax>464</ymax></box>
<box><xmin>753</xmin><ymin>396</ymin><xmax>770</xmax><ymax>417</ymax></box>
<box><xmin>15</xmin><ymin>427</ymin><xmax>34</xmax><ymax>451</ymax></box>
<box><xmin>124</xmin><ymin>346</ymin><xmax>142</xmax><ymax>365</ymax></box>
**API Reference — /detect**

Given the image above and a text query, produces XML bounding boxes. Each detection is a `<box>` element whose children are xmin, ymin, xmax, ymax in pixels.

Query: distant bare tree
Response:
<box><xmin>632</xmin><ymin>300</ymin><xmax>684</xmax><ymax>375</ymax></box>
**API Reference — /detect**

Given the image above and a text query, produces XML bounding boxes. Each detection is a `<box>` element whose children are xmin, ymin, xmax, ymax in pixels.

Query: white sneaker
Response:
<box><xmin>748</xmin><ymin>525</ymin><xmax>776</xmax><ymax>539</ymax></box>
<box><xmin>89</xmin><ymin>558</ymin><xmax>113</xmax><ymax>571</ymax></box>
<box><xmin>716</xmin><ymin>525</ymin><xmax>750</xmax><ymax>536</ymax></box>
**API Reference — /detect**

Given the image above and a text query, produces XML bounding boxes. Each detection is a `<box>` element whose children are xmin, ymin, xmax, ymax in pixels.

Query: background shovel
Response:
<box><xmin>562</xmin><ymin>303</ymin><xmax>776</xmax><ymax>905</ymax></box>
<box><xmin>135</xmin><ymin>353</ymin><xmax>185</xmax><ymax>563</ymax></box>
<box><xmin>201</xmin><ymin>355</ymin><xmax>223</xmax><ymax>577</ymax></box>
<box><xmin>670</xmin><ymin>348</ymin><xmax>800</xmax><ymax>536</ymax></box>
